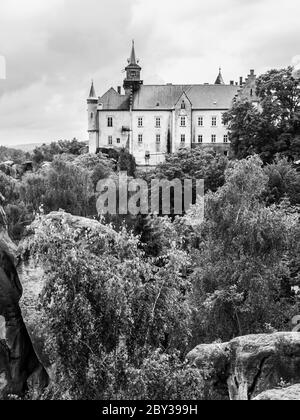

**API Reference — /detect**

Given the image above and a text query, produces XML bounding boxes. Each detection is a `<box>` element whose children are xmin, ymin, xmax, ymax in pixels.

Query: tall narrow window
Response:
<box><xmin>211</xmin><ymin>135</ymin><xmax>216</xmax><ymax>143</ymax></box>
<box><xmin>155</xmin><ymin>117</ymin><xmax>161</xmax><ymax>128</ymax></box>
<box><xmin>138</xmin><ymin>117</ymin><xmax>143</xmax><ymax>127</ymax></box>
<box><xmin>198</xmin><ymin>135</ymin><xmax>203</xmax><ymax>143</ymax></box>
<box><xmin>223</xmin><ymin>135</ymin><xmax>228</xmax><ymax>143</ymax></box>
<box><xmin>138</xmin><ymin>134</ymin><xmax>143</xmax><ymax>144</ymax></box>
<box><xmin>156</xmin><ymin>134</ymin><xmax>161</xmax><ymax>144</ymax></box>
<box><xmin>181</xmin><ymin>101</ymin><xmax>186</xmax><ymax>109</ymax></box>
<box><xmin>198</xmin><ymin>116</ymin><xmax>203</xmax><ymax>126</ymax></box>
<box><xmin>180</xmin><ymin>117</ymin><xmax>186</xmax><ymax>127</ymax></box>
<box><xmin>212</xmin><ymin>116</ymin><xmax>217</xmax><ymax>127</ymax></box>
<box><xmin>108</xmin><ymin>136</ymin><xmax>113</xmax><ymax>145</ymax></box>
<box><xmin>107</xmin><ymin>117</ymin><xmax>113</xmax><ymax>127</ymax></box>
<box><xmin>181</xmin><ymin>134</ymin><xmax>186</xmax><ymax>143</ymax></box>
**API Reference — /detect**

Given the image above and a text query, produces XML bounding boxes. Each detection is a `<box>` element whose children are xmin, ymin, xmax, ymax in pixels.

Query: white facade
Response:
<box><xmin>87</xmin><ymin>44</ymin><xmax>257</xmax><ymax>166</ymax></box>
<box><xmin>92</xmin><ymin>107</ymin><xmax>231</xmax><ymax>166</ymax></box>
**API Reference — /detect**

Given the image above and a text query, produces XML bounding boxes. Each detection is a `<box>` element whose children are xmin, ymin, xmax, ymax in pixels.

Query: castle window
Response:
<box><xmin>117</xmin><ymin>138</ymin><xmax>121</xmax><ymax>144</ymax></box>
<box><xmin>250</xmin><ymin>89</ymin><xmax>253</xmax><ymax>96</ymax></box>
<box><xmin>108</xmin><ymin>136</ymin><xmax>113</xmax><ymax>145</ymax></box>
<box><xmin>181</xmin><ymin>134</ymin><xmax>186</xmax><ymax>143</ymax></box>
<box><xmin>212</xmin><ymin>116</ymin><xmax>217</xmax><ymax>127</ymax></box>
<box><xmin>198</xmin><ymin>117</ymin><xmax>203</xmax><ymax>126</ymax></box>
<box><xmin>138</xmin><ymin>117</ymin><xmax>143</xmax><ymax>127</ymax></box>
<box><xmin>90</xmin><ymin>112</ymin><xmax>94</xmax><ymax>119</ymax></box>
<box><xmin>138</xmin><ymin>134</ymin><xmax>143</xmax><ymax>144</ymax></box>
<box><xmin>180</xmin><ymin>117</ymin><xmax>186</xmax><ymax>127</ymax></box>
<box><xmin>156</xmin><ymin>134</ymin><xmax>161</xmax><ymax>144</ymax></box>
<box><xmin>211</xmin><ymin>135</ymin><xmax>216</xmax><ymax>143</ymax></box>
<box><xmin>181</xmin><ymin>101</ymin><xmax>186</xmax><ymax>109</ymax></box>
<box><xmin>107</xmin><ymin>117</ymin><xmax>113</xmax><ymax>127</ymax></box>
<box><xmin>155</xmin><ymin>117</ymin><xmax>161</xmax><ymax>128</ymax></box>
<box><xmin>198</xmin><ymin>135</ymin><xmax>203</xmax><ymax>143</ymax></box>
<box><xmin>223</xmin><ymin>135</ymin><xmax>228</xmax><ymax>143</ymax></box>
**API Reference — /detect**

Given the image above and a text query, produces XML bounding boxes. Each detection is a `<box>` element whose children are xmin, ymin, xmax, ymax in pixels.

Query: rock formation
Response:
<box><xmin>254</xmin><ymin>384</ymin><xmax>300</xmax><ymax>400</ymax></box>
<box><xmin>0</xmin><ymin>197</ymin><xmax>48</xmax><ymax>399</ymax></box>
<box><xmin>187</xmin><ymin>332</ymin><xmax>300</xmax><ymax>400</ymax></box>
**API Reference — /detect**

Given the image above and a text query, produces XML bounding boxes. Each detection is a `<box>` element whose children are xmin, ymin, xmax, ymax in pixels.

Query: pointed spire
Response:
<box><xmin>215</xmin><ymin>67</ymin><xmax>225</xmax><ymax>85</ymax></box>
<box><xmin>89</xmin><ymin>80</ymin><xmax>97</xmax><ymax>98</ymax></box>
<box><xmin>129</xmin><ymin>40</ymin><xmax>137</xmax><ymax>65</ymax></box>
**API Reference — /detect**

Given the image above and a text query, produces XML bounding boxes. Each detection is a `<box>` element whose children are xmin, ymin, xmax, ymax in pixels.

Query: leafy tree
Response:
<box><xmin>224</xmin><ymin>67</ymin><xmax>300</xmax><ymax>162</ymax></box>
<box><xmin>0</xmin><ymin>146</ymin><xmax>29</xmax><ymax>164</ymax></box>
<box><xmin>186</xmin><ymin>156</ymin><xmax>298</xmax><ymax>343</ymax></box>
<box><xmin>152</xmin><ymin>148</ymin><xmax>228</xmax><ymax>193</ymax></box>
<box><xmin>263</xmin><ymin>157</ymin><xmax>300</xmax><ymax>206</ymax></box>
<box><xmin>32</xmin><ymin>139</ymin><xmax>87</xmax><ymax>165</ymax></box>
<box><xmin>23</xmin><ymin>214</ymin><xmax>194</xmax><ymax>399</ymax></box>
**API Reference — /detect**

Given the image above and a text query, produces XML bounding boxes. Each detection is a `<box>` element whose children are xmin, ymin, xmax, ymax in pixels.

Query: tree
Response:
<box><xmin>263</xmin><ymin>157</ymin><xmax>300</xmax><ymax>206</ymax></box>
<box><xmin>23</xmin><ymin>214</ymin><xmax>194</xmax><ymax>399</ymax></box>
<box><xmin>148</xmin><ymin>148</ymin><xmax>228</xmax><ymax>194</ymax></box>
<box><xmin>32</xmin><ymin>139</ymin><xmax>87</xmax><ymax>165</ymax></box>
<box><xmin>224</xmin><ymin>67</ymin><xmax>300</xmax><ymax>162</ymax></box>
<box><xmin>185</xmin><ymin>156</ymin><xmax>298</xmax><ymax>343</ymax></box>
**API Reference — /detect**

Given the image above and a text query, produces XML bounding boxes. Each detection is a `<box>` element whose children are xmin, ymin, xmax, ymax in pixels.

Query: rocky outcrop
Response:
<box><xmin>254</xmin><ymin>384</ymin><xmax>300</xmax><ymax>400</ymax></box>
<box><xmin>0</xmin><ymin>205</ymin><xmax>48</xmax><ymax>399</ymax></box>
<box><xmin>187</xmin><ymin>333</ymin><xmax>300</xmax><ymax>400</ymax></box>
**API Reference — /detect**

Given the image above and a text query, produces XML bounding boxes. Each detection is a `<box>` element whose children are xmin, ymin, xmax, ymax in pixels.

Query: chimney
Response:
<box><xmin>250</xmin><ymin>69</ymin><xmax>255</xmax><ymax>77</ymax></box>
<box><xmin>239</xmin><ymin>77</ymin><xmax>243</xmax><ymax>86</ymax></box>
<box><xmin>117</xmin><ymin>86</ymin><xmax>121</xmax><ymax>94</ymax></box>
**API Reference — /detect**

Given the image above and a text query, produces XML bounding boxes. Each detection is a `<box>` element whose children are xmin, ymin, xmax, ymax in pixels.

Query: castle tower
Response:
<box><xmin>87</xmin><ymin>81</ymin><xmax>99</xmax><ymax>153</ymax></box>
<box><xmin>215</xmin><ymin>68</ymin><xmax>225</xmax><ymax>85</ymax></box>
<box><xmin>123</xmin><ymin>41</ymin><xmax>143</xmax><ymax>95</ymax></box>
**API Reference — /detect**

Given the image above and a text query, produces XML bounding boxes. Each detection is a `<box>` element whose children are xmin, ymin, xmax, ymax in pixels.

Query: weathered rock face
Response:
<box><xmin>0</xmin><ymin>221</ymin><xmax>48</xmax><ymax>398</ymax></box>
<box><xmin>187</xmin><ymin>333</ymin><xmax>300</xmax><ymax>400</ymax></box>
<box><xmin>254</xmin><ymin>384</ymin><xmax>300</xmax><ymax>400</ymax></box>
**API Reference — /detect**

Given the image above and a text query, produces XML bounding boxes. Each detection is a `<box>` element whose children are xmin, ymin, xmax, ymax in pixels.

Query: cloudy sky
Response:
<box><xmin>0</xmin><ymin>0</ymin><xmax>299</xmax><ymax>146</ymax></box>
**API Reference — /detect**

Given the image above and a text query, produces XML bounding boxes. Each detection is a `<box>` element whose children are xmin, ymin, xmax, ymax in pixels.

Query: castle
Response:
<box><xmin>87</xmin><ymin>42</ymin><xmax>258</xmax><ymax>166</ymax></box>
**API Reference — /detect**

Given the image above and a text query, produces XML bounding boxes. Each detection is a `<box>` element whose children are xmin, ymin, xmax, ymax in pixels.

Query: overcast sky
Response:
<box><xmin>0</xmin><ymin>0</ymin><xmax>299</xmax><ymax>146</ymax></box>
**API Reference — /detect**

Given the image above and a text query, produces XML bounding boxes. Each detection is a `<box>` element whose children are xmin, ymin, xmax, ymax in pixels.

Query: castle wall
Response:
<box><xmin>192</xmin><ymin>110</ymin><xmax>229</xmax><ymax>145</ymax></box>
<box><xmin>98</xmin><ymin>110</ymin><xmax>131</xmax><ymax>150</ymax></box>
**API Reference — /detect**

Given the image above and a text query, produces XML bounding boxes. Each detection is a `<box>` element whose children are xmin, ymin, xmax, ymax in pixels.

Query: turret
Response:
<box><xmin>123</xmin><ymin>41</ymin><xmax>143</xmax><ymax>95</ymax></box>
<box><xmin>87</xmin><ymin>81</ymin><xmax>99</xmax><ymax>153</ymax></box>
<box><xmin>215</xmin><ymin>68</ymin><xmax>225</xmax><ymax>85</ymax></box>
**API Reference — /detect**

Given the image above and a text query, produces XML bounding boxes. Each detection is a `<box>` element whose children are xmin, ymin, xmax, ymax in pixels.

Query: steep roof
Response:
<box><xmin>98</xmin><ymin>88</ymin><xmax>130</xmax><ymax>110</ymax></box>
<box><xmin>98</xmin><ymin>84</ymin><xmax>239</xmax><ymax>111</ymax></box>
<box><xmin>133</xmin><ymin>84</ymin><xmax>239</xmax><ymax>110</ymax></box>
<box><xmin>88</xmin><ymin>81</ymin><xmax>97</xmax><ymax>98</ymax></box>
<box><xmin>215</xmin><ymin>68</ymin><xmax>225</xmax><ymax>85</ymax></box>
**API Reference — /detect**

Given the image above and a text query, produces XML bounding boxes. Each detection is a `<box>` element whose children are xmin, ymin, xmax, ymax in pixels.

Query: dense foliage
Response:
<box><xmin>224</xmin><ymin>67</ymin><xmax>300</xmax><ymax>162</ymax></box>
<box><xmin>1</xmin><ymin>66</ymin><xmax>300</xmax><ymax>399</ymax></box>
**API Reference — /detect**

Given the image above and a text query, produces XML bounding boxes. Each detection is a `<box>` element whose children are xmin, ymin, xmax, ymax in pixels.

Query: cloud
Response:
<box><xmin>0</xmin><ymin>56</ymin><xmax>6</xmax><ymax>79</ymax></box>
<box><xmin>0</xmin><ymin>0</ymin><xmax>299</xmax><ymax>145</ymax></box>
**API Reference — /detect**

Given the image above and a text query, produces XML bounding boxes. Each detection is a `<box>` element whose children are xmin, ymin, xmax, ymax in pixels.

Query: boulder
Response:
<box><xmin>254</xmin><ymin>384</ymin><xmax>300</xmax><ymax>400</ymax></box>
<box><xmin>0</xmin><ymin>207</ymin><xmax>48</xmax><ymax>399</ymax></box>
<box><xmin>187</xmin><ymin>332</ymin><xmax>300</xmax><ymax>400</ymax></box>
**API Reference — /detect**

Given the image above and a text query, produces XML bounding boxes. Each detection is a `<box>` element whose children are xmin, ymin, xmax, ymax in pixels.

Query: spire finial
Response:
<box><xmin>129</xmin><ymin>40</ymin><xmax>137</xmax><ymax>65</ymax></box>
<box><xmin>215</xmin><ymin>67</ymin><xmax>225</xmax><ymax>85</ymax></box>
<box><xmin>89</xmin><ymin>79</ymin><xmax>96</xmax><ymax>98</ymax></box>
